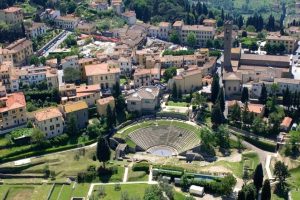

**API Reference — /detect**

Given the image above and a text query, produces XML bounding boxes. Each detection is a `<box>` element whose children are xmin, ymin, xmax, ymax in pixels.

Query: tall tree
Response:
<box><xmin>253</xmin><ymin>163</ymin><xmax>264</xmax><ymax>192</ymax></box>
<box><xmin>237</xmin><ymin>190</ymin><xmax>246</xmax><ymax>200</ymax></box>
<box><xmin>211</xmin><ymin>74</ymin><xmax>220</xmax><ymax>104</ymax></box>
<box><xmin>113</xmin><ymin>82</ymin><xmax>121</xmax><ymax>98</ymax></box>
<box><xmin>211</xmin><ymin>102</ymin><xmax>224</xmax><ymax>125</ymax></box>
<box><xmin>66</xmin><ymin>114</ymin><xmax>78</xmax><ymax>136</ymax></box>
<box><xmin>217</xmin><ymin>87</ymin><xmax>225</xmax><ymax>112</ymax></box>
<box><xmin>96</xmin><ymin>137</ymin><xmax>111</xmax><ymax>169</ymax></box>
<box><xmin>144</xmin><ymin>185</ymin><xmax>164</xmax><ymax>200</ymax></box>
<box><xmin>274</xmin><ymin>161</ymin><xmax>290</xmax><ymax>189</ymax></box>
<box><xmin>241</xmin><ymin>87</ymin><xmax>249</xmax><ymax>103</ymax></box>
<box><xmin>282</xmin><ymin>86</ymin><xmax>291</xmax><ymax>110</ymax></box>
<box><xmin>230</xmin><ymin>102</ymin><xmax>241</xmax><ymax>122</ymax></box>
<box><xmin>187</xmin><ymin>32</ymin><xmax>197</xmax><ymax>48</ymax></box>
<box><xmin>259</xmin><ymin>83</ymin><xmax>268</xmax><ymax>104</ymax></box>
<box><xmin>172</xmin><ymin>82</ymin><xmax>177</xmax><ymax>100</ymax></box>
<box><xmin>106</xmin><ymin>104</ymin><xmax>115</xmax><ymax>129</ymax></box>
<box><xmin>261</xmin><ymin>179</ymin><xmax>271</xmax><ymax>200</ymax></box>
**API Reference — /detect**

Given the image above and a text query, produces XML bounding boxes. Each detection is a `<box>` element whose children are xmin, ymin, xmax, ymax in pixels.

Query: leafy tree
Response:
<box><xmin>282</xmin><ymin>86</ymin><xmax>292</xmax><ymax>110</ymax></box>
<box><xmin>259</xmin><ymin>83</ymin><xmax>268</xmax><ymax>104</ymax></box>
<box><xmin>187</xmin><ymin>32</ymin><xmax>197</xmax><ymax>48</ymax></box>
<box><xmin>230</xmin><ymin>102</ymin><xmax>241</xmax><ymax>123</ymax></box>
<box><xmin>249</xmin><ymin>42</ymin><xmax>258</xmax><ymax>51</ymax></box>
<box><xmin>112</xmin><ymin>82</ymin><xmax>121</xmax><ymax>98</ymax></box>
<box><xmin>31</xmin><ymin>128</ymin><xmax>45</xmax><ymax>145</ymax></box>
<box><xmin>143</xmin><ymin>185</ymin><xmax>163</xmax><ymax>200</ymax></box>
<box><xmin>253</xmin><ymin>163</ymin><xmax>264</xmax><ymax>192</ymax></box>
<box><xmin>261</xmin><ymin>179</ymin><xmax>271</xmax><ymax>200</ymax></box>
<box><xmin>274</xmin><ymin>161</ymin><xmax>290</xmax><ymax>189</ymax></box>
<box><xmin>169</xmin><ymin>31</ymin><xmax>180</xmax><ymax>44</ymax></box>
<box><xmin>163</xmin><ymin>67</ymin><xmax>177</xmax><ymax>82</ymax></box>
<box><xmin>96</xmin><ymin>137</ymin><xmax>111</xmax><ymax>169</ymax></box>
<box><xmin>252</xmin><ymin>117</ymin><xmax>268</xmax><ymax>135</ymax></box>
<box><xmin>29</xmin><ymin>55</ymin><xmax>40</xmax><ymax>66</ymax></box>
<box><xmin>66</xmin><ymin>114</ymin><xmax>78</xmax><ymax>136</ymax></box>
<box><xmin>63</xmin><ymin>67</ymin><xmax>81</xmax><ymax>83</ymax></box>
<box><xmin>241</xmin><ymin>31</ymin><xmax>247</xmax><ymax>37</ymax></box>
<box><xmin>237</xmin><ymin>190</ymin><xmax>246</xmax><ymax>200</ymax></box>
<box><xmin>211</xmin><ymin>74</ymin><xmax>220</xmax><ymax>104</ymax></box>
<box><xmin>192</xmin><ymin>92</ymin><xmax>206</xmax><ymax>108</ymax></box>
<box><xmin>180</xmin><ymin>174</ymin><xmax>189</xmax><ymax>191</ymax></box>
<box><xmin>216</xmin><ymin>125</ymin><xmax>230</xmax><ymax>149</ymax></box>
<box><xmin>33</xmin><ymin>14</ymin><xmax>41</xmax><ymax>22</ymax></box>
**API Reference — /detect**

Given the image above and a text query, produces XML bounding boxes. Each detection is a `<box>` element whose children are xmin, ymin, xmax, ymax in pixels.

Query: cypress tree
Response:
<box><xmin>259</xmin><ymin>83</ymin><xmax>268</xmax><ymax>104</ymax></box>
<box><xmin>211</xmin><ymin>74</ymin><xmax>220</xmax><ymax>104</ymax></box>
<box><xmin>241</xmin><ymin>87</ymin><xmax>249</xmax><ymax>103</ymax></box>
<box><xmin>211</xmin><ymin>102</ymin><xmax>224</xmax><ymax>125</ymax></box>
<box><xmin>96</xmin><ymin>137</ymin><xmax>111</xmax><ymax>169</ymax></box>
<box><xmin>253</xmin><ymin>163</ymin><xmax>264</xmax><ymax>192</ymax></box>
<box><xmin>217</xmin><ymin>87</ymin><xmax>225</xmax><ymax>112</ymax></box>
<box><xmin>261</xmin><ymin>179</ymin><xmax>271</xmax><ymax>200</ymax></box>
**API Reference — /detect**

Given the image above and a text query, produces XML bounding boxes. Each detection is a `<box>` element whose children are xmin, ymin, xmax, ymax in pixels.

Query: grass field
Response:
<box><xmin>206</xmin><ymin>151</ymin><xmax>259</xmax><ymax>178</ymax></box>
<box><xmin>0</xmin><ymin>184</ymin><xmax>53</xmax><ymax>200</ymax></box>
<box><xmin>93</xmin><ymin>184</ymin><xmax>149</xmax><ymax>200</ymax></box>
<box><xmin>127</xmin><ymin>169</ymin><xmax>148</xmax><ymax>182</ymax></box>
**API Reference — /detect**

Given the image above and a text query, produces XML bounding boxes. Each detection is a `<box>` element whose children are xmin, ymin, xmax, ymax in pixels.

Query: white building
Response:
<box><xmin>40</xmin><ymin>9</ymin><xmax>60</xmax><ymax>20</ymax></box>
<box><xmin>118</xmin><ymin>57</ymin><xmax>132</xmax><ymax>75</ymax></box>
<box><xmin>121</xmin><ymin>11</ymin><xmax>136</xmax><ymax>26</ymax></box>
<box><xmin>25</xmin><ymin>22</ymin><xmax>48</xmax><ymax>38</ymax></box>
<box><xmin>61</xmin><ymin>55</ymin><xmax>79</xmax><ymax>70</ymax></box>
<box><xmin>189</xmin><ymin>185</ymin><xmax>204</xmax><ymax>197</ymax></box>
<box><xmin>34</xmin><ymin>107</ymin><xmax>64</xmax><ymax>138</ymax></box>
<box><xmin>55</xmin><ymin>15</ymin><xmax>79</xmax><ymax>30</ymax></box>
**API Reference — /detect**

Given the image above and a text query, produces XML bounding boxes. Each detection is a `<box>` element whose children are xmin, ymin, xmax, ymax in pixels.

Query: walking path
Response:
<box><xmin>123</xmin><ymin>166</ymin><xmax>129</xmax><ymax>183</ymax></box>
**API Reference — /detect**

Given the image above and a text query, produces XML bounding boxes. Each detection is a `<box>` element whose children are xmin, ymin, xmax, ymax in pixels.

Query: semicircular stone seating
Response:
<box><xmin>128</xmin><ymin>124</ymin><xmax>200</xmax><ymax>154</ymax></box>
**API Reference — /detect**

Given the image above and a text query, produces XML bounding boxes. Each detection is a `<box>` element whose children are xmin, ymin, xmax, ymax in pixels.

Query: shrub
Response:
<box><xmin>241</xmin><ymin>135</ymin><xmax>276</xmax><ymax>152</ymax></box>
<box><xmin>132</xmin><ymin>163</ymin><xmax>150</xmax><ymax>173</ymax></box>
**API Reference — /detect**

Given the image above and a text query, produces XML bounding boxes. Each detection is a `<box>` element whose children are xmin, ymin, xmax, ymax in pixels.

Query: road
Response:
<box><xmin>41</xmin><ymin>30</ymin><xmax>72</xmax><ymax>57</ymax></box>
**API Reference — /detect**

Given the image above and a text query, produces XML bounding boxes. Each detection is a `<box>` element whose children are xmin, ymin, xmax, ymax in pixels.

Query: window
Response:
<box><xmin>56</xmin><ymin>124</ymin><xmax>60</xmax><ymax>127</ymax></box>
<box><xmin>228</xmin><ymin>87</ymin><xmax>231</xmax><ymax>91</ymax></box>
<box><xmin>50</xmin><ymin>125</ymin><xmax>54</xmax><ymax>130</ymax></box>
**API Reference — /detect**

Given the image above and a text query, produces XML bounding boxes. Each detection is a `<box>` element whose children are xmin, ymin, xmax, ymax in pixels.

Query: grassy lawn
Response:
<box><xmin>206</xmin><ymin>151</ymin><xmax>259</xmax><ymax>178</ymax></box>
<box><xmin>174</xmin><ymin>190</ymin><xmax>187</xmax><ymax>200</ymax></box>
<box><xmin>6</xmin><ymin>186</ymin><xmax>34</xmax><ymax>200</ymax></box>
<box><xmin>58</xmin><ymin>185</ymin><xmax>73</xmax><ymax>200</ymax></box>
<box><xmin>288</xmin><ymin>167</ymin><xmax>300</xmax><ymax>188</ymax></box>
<box><xmin>49</xmin><ymin>185</ymin><xmax>63</xmax><ymax>200</ymax></box>
<box><xmin>127</xmin><ymin>169</ymin><xmax>148</xmax><ymax>182</ymax></box>
<box><xmin>291</xmin><ymin>190</ymin><xmax>300</xmax><ymax>200</ymax></box>
<box><xmin>93</xmin><ymin>183</ymin><xmax>149</xmax><ymax>200</ymax></box>
<box><xmin>72</xmin><ymin>183</ymin><xmax>90</xmax><ymax>197</ymax></box>
<box><xmin>167</xmin><ymin>101</ymin><xmax>189</xmax><ymax>107</ymax></box>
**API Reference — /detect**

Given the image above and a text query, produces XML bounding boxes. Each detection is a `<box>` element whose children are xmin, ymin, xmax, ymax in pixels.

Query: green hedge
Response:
<box><xmin>154</xmin><ymin>169</ymin><xmax>183</xmax><ymax>177</ymax></box>
<box><xmin>154</xmin><ymin>165</ymin><xmax>184</xmax><ymax>172</ymax></box>
<box><xmin>241</xmin><ymin>135</ymin><xmax>276</xmax><ymax>152</ymax></box>
<box><xmin>132</xmin><ymin>163</ymin><xmax>150</xmax><ymax>173</ymax></box>
<box><xmin>0</xmin><ymin>139</ymin><xmax>97</xmax><ymax>164</ymax></box>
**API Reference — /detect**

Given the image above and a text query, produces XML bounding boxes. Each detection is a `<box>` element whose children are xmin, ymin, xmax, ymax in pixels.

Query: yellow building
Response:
<box><xmin>34</xmin><ymin>107</ymin><xmax>64</xmax><ymax>138</ymax></box>
<box><xmin>77</xmin><ymin>22</ymin><xmax>96</xmax><ymax>34</ymax></box>
<box><xmin>168</xmin><ymin>67</ymin><xmax>202</xmax><ymax>93</ymax></box>
<box><xmin>96</xmin><ymin>96</ymin><xmax>115</xmax><ymax>116</ymax></box>
<box><xmin>84</xmin><ymin>63</ymin><xmax>120</xmax><ymax>89</ymax></box>
<box><xmin>266</xmin><ymin>35</ymin><xmax>297</xmax><ymax>54</ymax></box>
<box><xmin>46</xmin><ymin>68</ymin><xmax>59</xmax><ymax>89</ymax></box>
<box><xmin>0</xmin><ymin>92</ymin><xmax>27</xmax><ymax>131</ymax></box>
<box><xmin>1</xmin><ymin>38</ymin><xmax>33</xmax><ymax>66</ymax></box>
<box><xmin>0</xmin><ymin>7</ymin><xmax>23</xmax><ymax>24</ymax></box>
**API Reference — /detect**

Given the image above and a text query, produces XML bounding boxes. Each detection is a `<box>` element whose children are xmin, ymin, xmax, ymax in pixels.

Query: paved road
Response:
<box><xmin>42</xmin><ymin>30</ymin><xmax>72</xmax><ymax>57</ymax></box>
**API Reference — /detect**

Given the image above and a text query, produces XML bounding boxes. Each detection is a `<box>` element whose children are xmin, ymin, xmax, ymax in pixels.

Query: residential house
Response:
<box><xmin>280</xmin><ymin>117</ymin><xmax>293</xmax><ymax>132</ymax></box>
<box><xmin>55</xmin><ymin>15</ymin><xmax>80</xmax><ymax>30</ymax></box>
<box><xmin>25</xmin><ymin>22</ymin><xmax>48</xmax><ymax>38</ymax></box>
<box><xmin>77</xmin><ymin>22</ymin><xmax>96</xmax><ymax>34</ymax></box>
<box><xmin>0</xmin><ymin>92</ymin><xmax>27</xmax><ymax>132</ymax></box>
<box><xmin>266</xmin><ymin>34</ymin><xmax>297</xmax><ymax>54</ymax></box>
<box><xmin>1</xmin><ymin>38</ymin><xmax>33</xmax><ymax>66</ymax></box>
<box><xmin>158</xmin><ymin>22</ymin><xmax>171</xmax><ymax>40</ymax></box>
<box><xmin>61</xmin><ymin>55</ymin><xmax>79</xmax><ymax>70</ymax></box>
<box><xmin>223</xmin><ymin>72</ymin><xmax>242</xmax><ymax>98</ymax></box>
<box><xmin>96</xmin><ymin>96</ymin><xmax>115</xmax><ymax>116</ymax></box>
<box><xmin>121</xmin><ymin>11</ymin><xmax>136</xmax><ymax>26</ymax></box>
<box><xmin>40</xmin><ymin>9</ymin><xmax>60</xmax><ymax>20</ymax></box>
<box><xmin>34</xmin><ymin>107</ymin><xmax>64</xmax><ymax>138</ymax></box>
<box><xmin>59</xmin><ymin>84</ymin><xmax>101</xmax><ymax>107</ymax></box>
<box><xmin>59</xmin><ymin>101</ymin><xmax>88</xmax><ymax>129</ymax></box>
<box><xmin>0</xmin><ymin>7</ymin><xmax>23</xmax><ymax>24</ymax></box>
<box><xmin>126</xmin><ymin>86</ymin><xmax>160</xmax><ymax>113</ymax></box>
<box><xmin>133</xmin><ymin>67</ymin><xmax>160</xmax><ymax>88</ymax></box>
<box><xmin>89</xmin><ymin>0</ymin><xmax>108</xmax><ymax>11</ymax></box>
<box><xmin>84</xmin><ymin>63</ymin><xmax>120</xmax><ymax>89</ymax></box>
<box><xmin>118</xmin><ymin>57</ymin><xmax>132</xmax><ymax>75</ymax></box>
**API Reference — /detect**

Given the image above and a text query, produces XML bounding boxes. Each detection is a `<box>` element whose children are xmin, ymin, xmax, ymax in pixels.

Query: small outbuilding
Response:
<box><xmin>189</xmin><ymin>185</ymin><xmax>204</xmax><ymax>197</ymax></box>
<box><xmin>280</xmin><ymin>117</ymin><xmax>293</xmax><ymax>132</ymax></box>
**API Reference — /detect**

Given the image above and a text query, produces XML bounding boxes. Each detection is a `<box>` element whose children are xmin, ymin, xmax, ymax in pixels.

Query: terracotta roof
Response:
<box><xmin>34</xmin><ymin>107</ymin><xmax>62</xmax><ymax>122</ymax></box>
<box><xmin>76</xmin><ymin>84</ymin><xmax>100</xmax><ymax>93</ymax></box>
<box><xmin>223</xmin><ymin>72</ymin><xmax>241</xmax><ymax>81</ymax></box>
<box><xmin>5</xmin><ymin>38</ymin><xmax>32</xmax><ymax>53</ymax></box>
<box><xmin>2</xmin><ymin>7</ymin><xmax>22</xmax><ymax>13</ymax></box>
<box><xmin>240</xmin><ymin>54</ymin><xmax>290</xmax><ymax>62</ymax></box>
<box><xmin>266</xmin><ymin>35</ymin><xmax>296</xmax><ymax>41</ymax></box>
<box><xmin>281</xmin><ymin>117</ymin><xmax>292</xmax><ymax>128</ymax></box>
<box><xmin>97</xmin><ymin>96</ymin><xmax>115</xmax><ymax>105</ymax></box>
<box><xmin>173</xmin><ymin>21</ymin><xmax>184</xmax><ymax>27</ymax></box>
<box><xmin>62</xmin><ymin>101</ymin><xmax>88</xmax><ymax>113</ymax></box>
<box><xmin>84</xmin><ymin>63</ymin><xmax>120</xmax><ymax>76</ymax></box>
<box><xmin>247</xmin><ymin>103</ymin><xmax>265</xmax><ymax>114</ymax></box>
<box><xmin>159</xmin><ymin>22</ymin><xmax>170</xmax><ymax>27</ymax></box>
<box><xmin>0</xmin><ymin>92</ymin><xmax>26</xmax><ymax>113</ymax></box>
<box><xmin>182</xmin><ymin>25</ymin><xmax>214</xmax><ymax>32</ymax></box>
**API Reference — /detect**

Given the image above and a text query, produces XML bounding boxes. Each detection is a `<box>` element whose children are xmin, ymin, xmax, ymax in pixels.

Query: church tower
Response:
<box><xmin>223</xmin><ymin>21</ymin><xmax>233</xmax><ymax>72</ymax></box>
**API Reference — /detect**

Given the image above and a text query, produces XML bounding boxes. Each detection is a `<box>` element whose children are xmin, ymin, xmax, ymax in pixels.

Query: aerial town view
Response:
<box><xmin>0</xmin><ymin>0</ymin><xmax>300</xmax><ymax>199</ymax></box>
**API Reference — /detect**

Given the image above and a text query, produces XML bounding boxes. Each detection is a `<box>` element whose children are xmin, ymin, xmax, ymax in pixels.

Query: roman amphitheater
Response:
<box><xmin>112</xmin><ymin>119</ymin><xmax>201</xmax><ymax>157</ymax></box>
